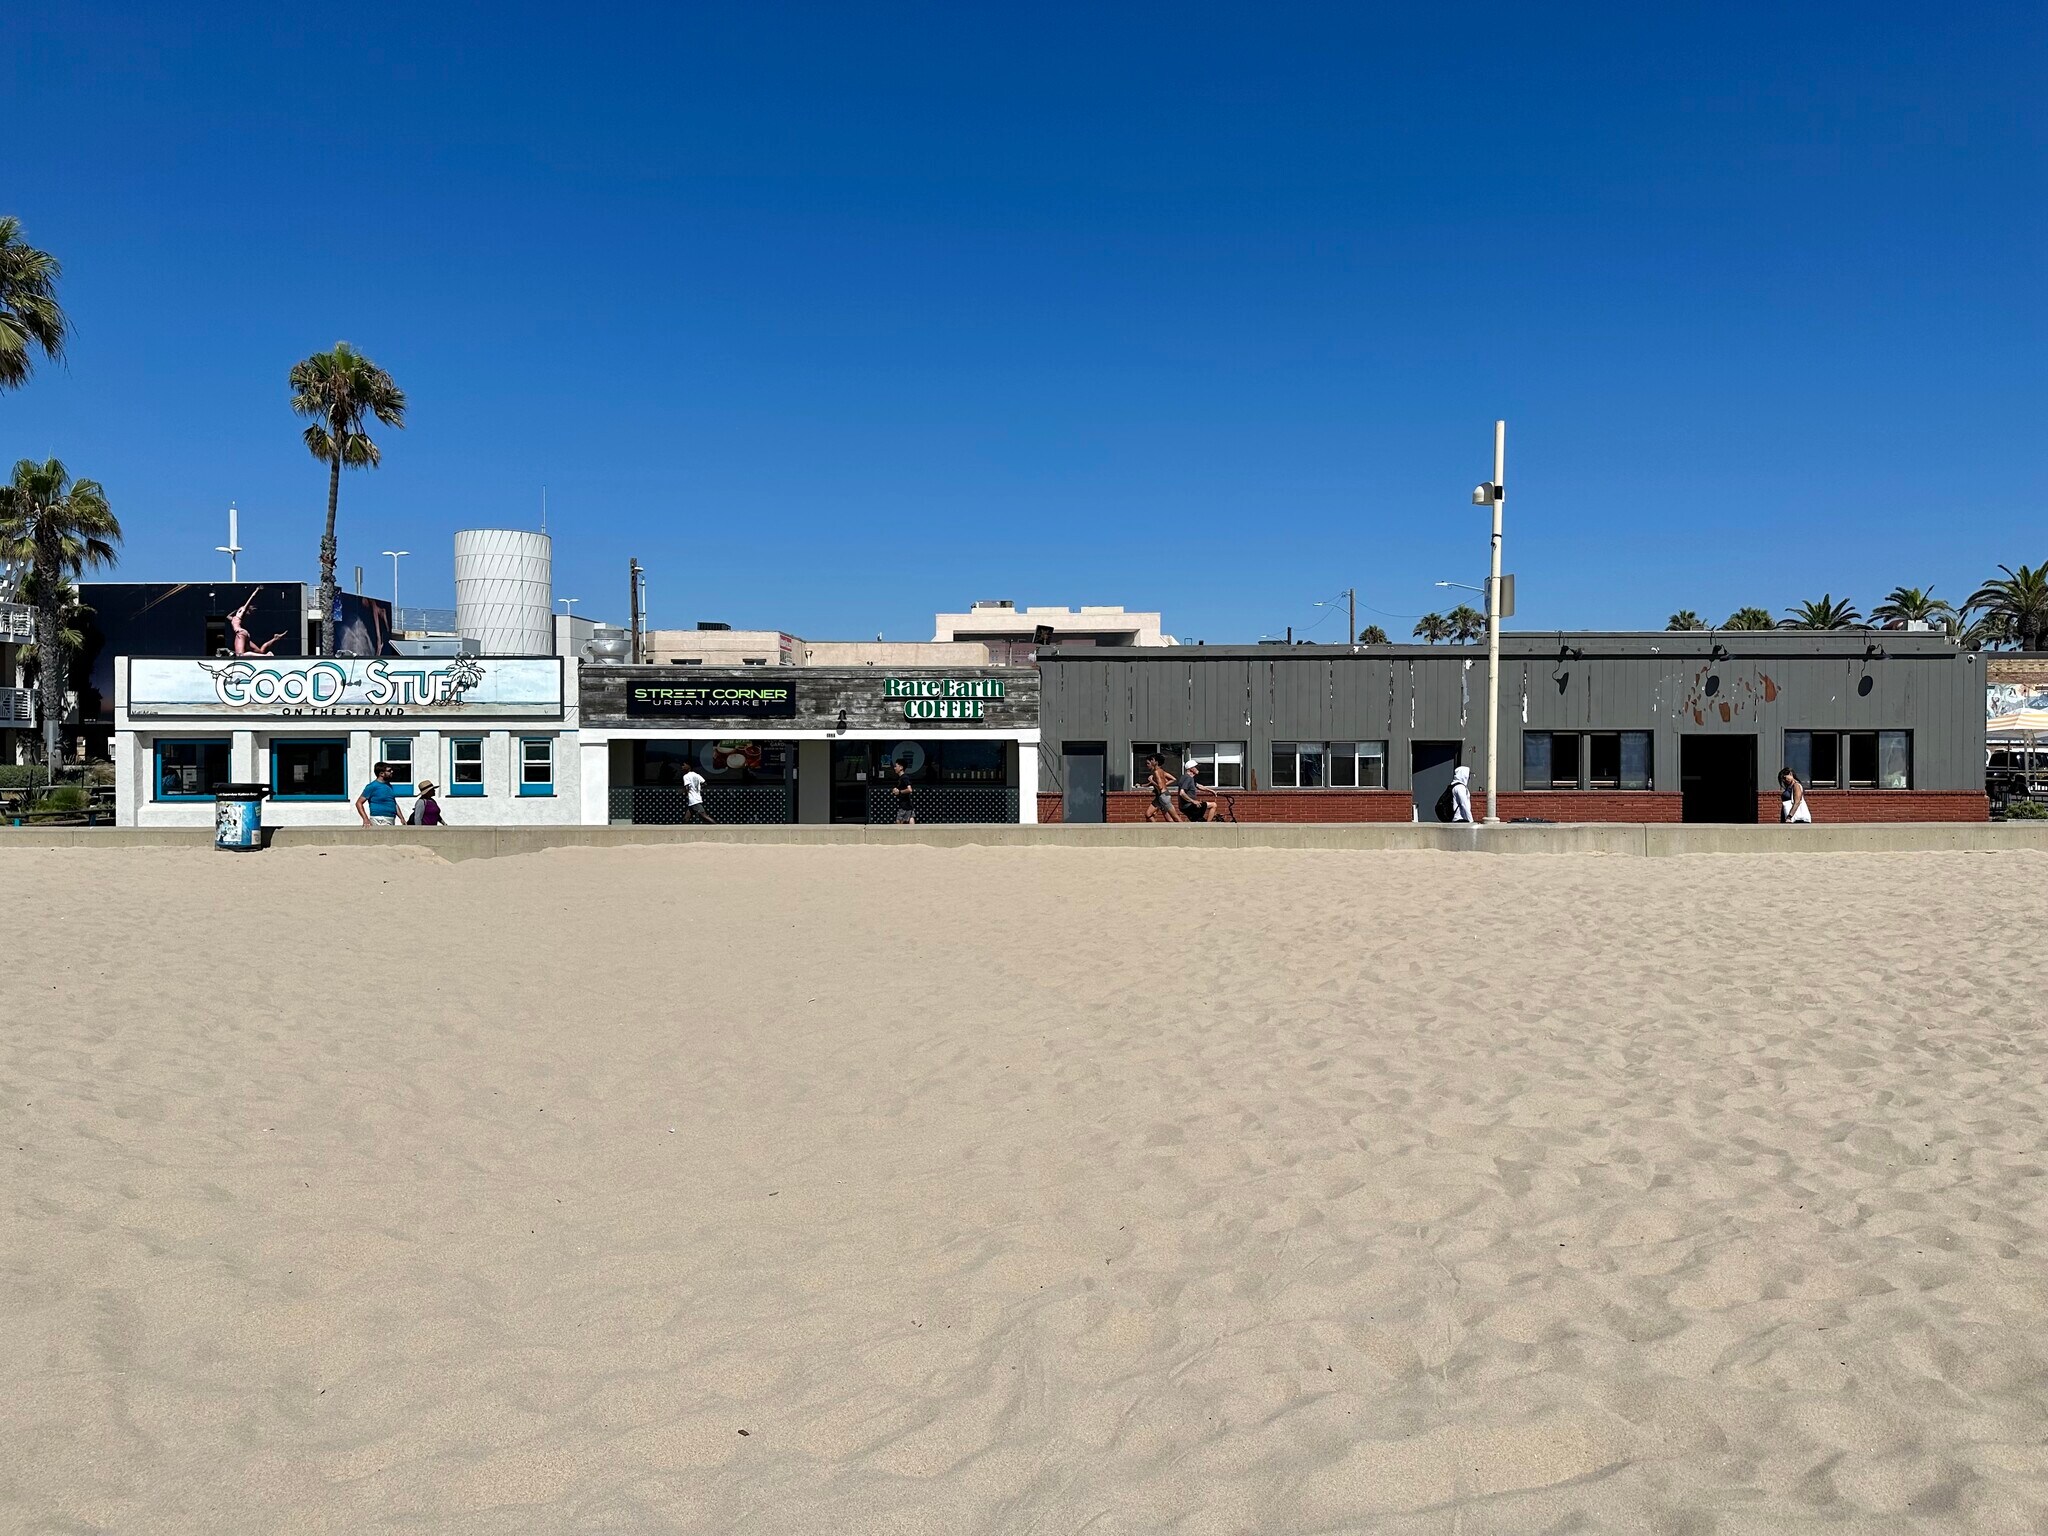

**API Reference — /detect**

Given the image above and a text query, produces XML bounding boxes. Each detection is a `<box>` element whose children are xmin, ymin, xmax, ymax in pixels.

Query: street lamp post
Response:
<box><xmin>381</xmin><ymin>550</ymin><xmax>409</xmax><ymax>631</ymax></box>
<box><xmin>1469</xmin><ymin>421</ymin><xmax>1506</xmax><ymax>824</ymax></box>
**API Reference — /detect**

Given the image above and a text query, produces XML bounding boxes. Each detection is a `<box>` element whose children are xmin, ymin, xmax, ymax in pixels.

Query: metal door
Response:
<box><xmin>1063</xmin><ymin>742</ymin><xmax>1106</xmax><ymax>823</ymax></box>
<box><xmin>1411</xmin><ymin>740</ymin><xmax>1463</xmax><ymax>821</ymax></box>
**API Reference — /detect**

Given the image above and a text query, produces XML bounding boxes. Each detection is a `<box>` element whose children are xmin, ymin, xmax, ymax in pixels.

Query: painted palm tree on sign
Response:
<box><xmin>1412</xmin><ymin>612</ymin><xmax>1452</xmax><ymax>643</ymax></box>
<box><xmin>0</xmin><ymin>458</ymin><xmax>120</xmax><ymax>769</ymax></box>
<box><xmin>1780</xmin><ymin>595</ymin><xmax>1861</xmax><ymax>630</ymax></box>
<box><xmin>1870</xmin><ymin>586</ymin><xmax>1957</xmax><ymax>632</ymax></box>
<box><xmin>1357</xmin><ymin>624</ymin><xmax>1389</xmax><ymax>645</ymax></box>
<box><xmin>1723</xmin><ymin>607</ymin><xmax>1776</xmax><ymax>630</ymax></box>
<box><xmin>1966</xmin><ymin>564</ymin><xmax>2048</xmax><ymax>652</ymax></box>
<box><xmin>1446</xmin><ymin>604</ymin><xmax>1486</xmax><ymax>644</ymax></box>
<box><xmin>1666</xmin><ymin>610</ymin><xmax>1705</xmax><ymax>631</ymax></box>
<box><xmin>0</xmin><ymin>216</ymin><xmax>66</xmax><ymax>392</ymax></box>
<box><xmin>289</xmin><ymin>343</ymin><xmax>406</xmax><ymax>655</ymax></box>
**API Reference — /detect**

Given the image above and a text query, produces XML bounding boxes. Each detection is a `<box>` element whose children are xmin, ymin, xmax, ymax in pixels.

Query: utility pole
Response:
<box><xmin>628</xmin><ymin>558</ymin><xmax>643</xmax><ymax>664</ymax></box>
<box><xmin>216</xmin><ymin>502</ymin><xmax>241</xmax><ymax>583</ymax></box>
<box><xmin>1474</xmin><ymin>421</ymin><xmax>1506</xmax><ymax>825</ymax></box>
<box><xmin>1349</xmin><ymin>587</ymin><xmax>1356</xmax><ymax>647</ymax></box>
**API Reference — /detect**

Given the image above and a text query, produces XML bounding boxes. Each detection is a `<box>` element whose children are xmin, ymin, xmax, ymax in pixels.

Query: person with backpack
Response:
<box><xmin>407</xmin><ymin>780</ymin><xmax>447</xmax><ymax>826</ymax></box>
<box><xmin>1434</xmin><ymin>764</ymin><xmax>1474</xmax><ymax>823</ymax></box>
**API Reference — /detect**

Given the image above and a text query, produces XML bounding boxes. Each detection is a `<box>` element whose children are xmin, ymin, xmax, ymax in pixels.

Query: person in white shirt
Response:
<box><xmin>1449</xmin><ymin>764</ymin><xmax>1474</xmax><ymax>823</ymax></box>
<box><xmin>1779</xmin><ymin>766</ymin><xmax>1812</xmax><ymax>823</ymax></box>
<box><xmin>682</xmin><ymin>766</ymin><xmax>712</xmax><ymax>823</ymax></box>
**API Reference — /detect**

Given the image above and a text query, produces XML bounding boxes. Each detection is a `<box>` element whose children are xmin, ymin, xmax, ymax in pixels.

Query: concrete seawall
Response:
<box><xmin>6</xmin><ymin>822</ymin><xmax>2047</xmax><ymax>862</ymax></box>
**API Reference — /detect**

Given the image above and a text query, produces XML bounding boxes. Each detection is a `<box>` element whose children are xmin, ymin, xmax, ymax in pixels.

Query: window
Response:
<box><xmin>271</xmin><ymin>738</ymin><xmax>347</xmax><ymax>800</ymax></box>
<box><xmin>379</xmin><ymin>736</ymin><xmax>415</xmax><ymax>793</ymax></box>
<box><xmin>1192</xmin><ymin>741</ymin><xmax>1245</xmax><ymax>789</ymax></box>
<box><xmin>1271</xmin><ymin>741</ymin><xmax>1328</xmax><ymax>788</ymax></box>
<box><xmin>669</xmin><ymin>658</ymin><xmax>703</xmax><ymax>665</ymax></box>
<box><xmin>1786</xmin><ymin>731</ymin><xmax>1911</xmax><ymax>790</ymax></box>
<box><xmin>1879</xmin><ymin>731</ymin><xmax>1911</xmax><ymax>789</ymax></box>
<box><xmin>519</xmin><ymin>737</ymin><xmax>554</xmax><ymax>796</ymax></box>
<box><xmin>1523</xmin><ymin>732</ymin><xmax>1652</xmax><ymax>790</ymax></box>
<box><xmin>1327</xmin><ymin>742</ymin><xmax>1388</xmax><ymax>788</ymax></box>
<box><xmin>742</xmin><ymin>657</ymin><xmax>768</xmax><ymax>665</ymax></box>
<box><xmin>450</xmin><ymin>737</ymin><xmax>485</xmax><ymax>797</ymax></box>
<box><xmin>154</xmin><ymin>739</ymin><xmax>231</xmax><ymax>801</ymax></box>
<box><xmin>1132</xmin><ymin>743</ymin><xmax>1245</xmax><ymax>789</ymax></box>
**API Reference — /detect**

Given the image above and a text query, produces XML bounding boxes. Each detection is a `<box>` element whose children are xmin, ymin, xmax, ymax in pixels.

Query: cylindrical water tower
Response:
<box><xmin>454</xmin><ymin>529</ymin><xmax>553</xmax><ymax>655</ymax></box>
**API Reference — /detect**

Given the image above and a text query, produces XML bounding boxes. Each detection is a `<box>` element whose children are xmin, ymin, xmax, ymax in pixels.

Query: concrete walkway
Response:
<box><xmin>5</xmin><ymin>822</ymin><xmax>2046</xmax><ymax>861</ymax></box>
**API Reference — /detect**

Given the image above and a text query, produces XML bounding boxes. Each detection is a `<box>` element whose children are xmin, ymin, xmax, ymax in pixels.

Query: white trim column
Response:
<box><xmin>1018</xmin><ymin>736</ymin><xmax>1039</xmax><ymax>823</ymax></box>
<box><xmin>580</xmin><ymin>737</ymin><xmax>609</xmax><ymax>826</ymax></box>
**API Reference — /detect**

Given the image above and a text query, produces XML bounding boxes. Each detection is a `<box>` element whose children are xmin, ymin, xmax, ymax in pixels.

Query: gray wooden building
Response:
<box><xmin>1035</xmin><ymin>633</ymin><xmax>1987</xmax><ymax>824</ymax></box>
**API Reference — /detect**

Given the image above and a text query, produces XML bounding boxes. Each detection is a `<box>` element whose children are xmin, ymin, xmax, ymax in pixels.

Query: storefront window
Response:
<box><xmin>379</xmin><ymin>736</ymin><xmax>415</xmax><ymax>792</ymax></box>
<box><xmin>633</xmin><ymin>740</ymin><xmax>789</xmax><ymax>785</ymax></box>
<box><xmin>519</xmin><ymin>737</ymin><xmax>554</xmax><ymax>796</ymax></box>
<box><xmin>155</xmin><ymin>739</ymin><xmax>230</xmax><ymax>801</ymax></box>
<box><xmin>271</xmin><ymin>739</ymin><xmax>346</xmax><ymax>800</ymax></box>
<box><xmin>450</xmin><ymin>737</ymin><xmax>485</xmax><ymax>797</ymax></box>
<box><xmin>1786</xmin><ymin>731</ymin><xmax>1908</xmax><ymax>790</ymax></box>
<box><xmin>1132</xmin><ymin>742</ymin><xmax>1244</xmax><ymax>789</ymax></box>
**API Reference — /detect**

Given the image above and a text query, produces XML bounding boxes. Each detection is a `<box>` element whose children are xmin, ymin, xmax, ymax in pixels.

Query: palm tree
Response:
<box><xmin>1412</xmin><ymin>612</ymin><xmax>1451</xmax><ymax>643</ymax></box>
<box><xmin>0</xmin><ymin>216</ymin><xmax>66</xmax><ymax>392</ymax></box>
<box><xmin>1962</xmin><ymin>611</ymin><xmax>2014</xmax><ymax>652</ymax></box>
<box><xmin>1779</xmin><ymin>594</ymin><xmax>1861</xmax><ymax>630</ymax></box>
<box><xmin>1967</xmin><ymin>564</ymin><xmax>2048</xmax><ymax>652</ymax></box>
<box><xmin>289</xmin><ymin>343</ymin><xmax>406</xmax><ymax>655</ymax></box>
<box><xmin>13</xmin><ymin>569</ymin><xmax>89</xmax><ymax>695</ymax></box>
<box><xmin>1723</xmin><ymin>607</ymin><xmax>1776</xmax><ymax>630</ymax></box>
<box><xmin>1666</xmin><ymin>610</ymin><xmax>1705</xmax><ymax>631</ymax></box>
<box><xmin>1357</xmin><ymin>624</ymin><xmax>1389</xmax><ymax>645</ymax></box>
<box><xmin>0</xmin><ymin>458</ymin><xmax>120</xmax><ymax>768</ymax></box>
<box><xmin>1870</xmin><ymin>586</ymin><xmax>1957</xmax><ymax>632</ymax></box>
<box><xmin>1446</xmin><ymin>604</ymin><xmax>1486</xmax><ymax>643</ymax></box>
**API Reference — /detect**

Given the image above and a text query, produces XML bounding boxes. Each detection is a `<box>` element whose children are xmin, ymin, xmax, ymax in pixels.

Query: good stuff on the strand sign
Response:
<box><xmin>885</xmin><ymin>676</ymin><xmax>1005</xmax><ymax>720</ymax></box>
<box><xmin>126</xmin><ymin>657</ymin><xmax>563</xmax><ymax>719</ymax></box>
<box><xmin>625</xmin><ymin>681</ymin><xmax>798</xmax><ymax>718</ymax></box>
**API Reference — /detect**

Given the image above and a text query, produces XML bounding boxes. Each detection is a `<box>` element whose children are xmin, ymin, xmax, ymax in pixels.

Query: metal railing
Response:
<box><xmin>0</xmin><ymin>602</ymin><xmax>32</xmax><ymax>646</ymax></box>
<box><xmin>610</xmin><ymin>785</ymin><xmax>793</xmax><ymax>824</ymax></box>
<box><xmin>0</xmin><ymin>685</ymin><xmax>30</xmax><ymax>724</ymax></box>
<box><xmin>864</xmin><ymin>785</ymin><xmax>1019</xmax><ymax>824</ymax></box>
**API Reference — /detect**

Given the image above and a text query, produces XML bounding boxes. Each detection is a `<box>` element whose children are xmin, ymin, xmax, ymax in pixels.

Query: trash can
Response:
<box><xmin>214</xmin><ymin>784</ymin><xmax>271</xmax><ymax>852</ymax></box>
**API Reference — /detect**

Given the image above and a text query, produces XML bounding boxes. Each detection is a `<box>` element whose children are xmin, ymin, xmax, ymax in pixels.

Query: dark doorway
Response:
<box><xmin>1063</xmin><ymin>742</ymin><xmax>1107</xmax><ymax>823</ymax></box>
<box><xmin>1680</xmin><ymin>735</ymin><xmax>1758</xmax><ymax>823</ymax></box>
<box><xmin>1411</xmin><ymin>740</ymin><xmax>1463</xmax><ymax>822</ymax></box>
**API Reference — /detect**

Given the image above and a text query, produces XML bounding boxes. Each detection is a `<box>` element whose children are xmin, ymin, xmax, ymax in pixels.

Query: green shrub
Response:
<box><xmin>2004</xmin><ymin>798</ymin><xmax>2048</xmax><ymax>820</ymax></box>
<box><xmin>30</xmin><ymin>784</ymin><xmax>89</xmax><ymax>814</ymax></box>
<box><xmin>0</xmin><ymin>765</ymin><xmax>49</xmax><ymax>789</ymax></box>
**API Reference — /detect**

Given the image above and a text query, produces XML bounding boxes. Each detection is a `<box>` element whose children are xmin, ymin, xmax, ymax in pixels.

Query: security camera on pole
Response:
<box><xmin>1470</xmin><ymin>421</ymin><xmax>1507</xmax><ymax>825</ymax></box>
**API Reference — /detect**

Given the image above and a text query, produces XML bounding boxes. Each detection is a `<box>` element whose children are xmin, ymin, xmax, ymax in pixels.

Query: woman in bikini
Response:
<box><xmin>227</xmin><ymin>592</ymin><xmax>288</xmax><ymax>655</ymax></box>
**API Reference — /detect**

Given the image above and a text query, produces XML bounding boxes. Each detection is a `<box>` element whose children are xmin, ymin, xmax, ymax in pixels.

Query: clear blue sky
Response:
<box><xmin>8</xmin><ymin>2</ymin><xmax>2044</xmax><ymax>641</ymax></box>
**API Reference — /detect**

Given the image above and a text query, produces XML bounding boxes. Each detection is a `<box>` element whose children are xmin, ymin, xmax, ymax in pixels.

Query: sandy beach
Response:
<box><xmin>5</xmin><ymin>842</ymin><xmax>2047</xmax><ymax>1534</ymax></box>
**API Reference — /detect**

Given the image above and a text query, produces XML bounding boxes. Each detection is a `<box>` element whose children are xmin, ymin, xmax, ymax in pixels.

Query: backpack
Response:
<box><xmin>1434</xmin><ymin>783</ymin><xmax>1456</xmax><ymax>822</ymax></box>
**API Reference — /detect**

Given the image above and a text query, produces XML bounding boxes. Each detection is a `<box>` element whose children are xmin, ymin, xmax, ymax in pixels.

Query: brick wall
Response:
<box><xmin>1047</xmin><ymin>788</ymin><xmax>1989</xmax><ymax>825</ymax></box>
<box><xmin>1493</xmin><ymin>792</ymin><xmax>1684</xmax><ymax>823</ymax></box>
<box><xmin>1758</xmin><ymin>791</ymin><xmax>1988</xmax><ymax>823</ymax></box>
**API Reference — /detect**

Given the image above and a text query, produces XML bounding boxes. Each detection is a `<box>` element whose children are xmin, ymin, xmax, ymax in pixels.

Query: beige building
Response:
<box><xmin>644</xmin><ymin>626</ymin><xmax>991</xmax><ymax>668</ymax></box>
<box><xmin>933</xmin><ymin>602</ymin><xmax>1175</xmax><ymax>664</ymax></box>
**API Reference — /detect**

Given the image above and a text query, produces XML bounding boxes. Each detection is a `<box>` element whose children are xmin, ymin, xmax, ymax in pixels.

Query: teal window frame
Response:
<box><xmin>378</xmin><ymin>735</ymin><xmax>416</xmax><ymax>794</ymax></box>
<box><xmin>518</xmin><ymin>736</ymin><xmax>554</xmax><ymax>797</ymax></box>
<box><xmin>154</xmin><ymin>737</ymin><xmax>232</xmax><ymax>802</ymax></box>
<box><xmin>270</xmin><ymin>737</ymin><xmax>349</xmax><ymax>802</ymax></box>
<box><xmin>449</xmin><ymin>736</ymin><xmax>486</xmax><ymax>798</ymax></box>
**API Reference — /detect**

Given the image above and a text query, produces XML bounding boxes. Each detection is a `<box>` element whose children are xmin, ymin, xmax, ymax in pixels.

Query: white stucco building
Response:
<box><xmin>113</xmin><ymin>655</ymin><xmax>580</xmax><ymax>827</ymax></box>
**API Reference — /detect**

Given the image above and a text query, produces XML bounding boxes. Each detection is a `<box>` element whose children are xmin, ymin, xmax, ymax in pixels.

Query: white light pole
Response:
<box><xmin>216</xmin><ymin>502</ymin><xmax>242</xmax><ymax>582</ymax></box>
<box><xmin>1469</xmin><ymin>421</ymin><xmax>1506</xmax><ymax>824</ymax></box>
<box><xmin>557</xmin><ymin>597</ymin><xmax>579</xmax><ymax>616</ymax></box>
<box><xmin>381</xmin><ymin>550</ymin><xmax>409</xmax><ymax>628</ymax></box>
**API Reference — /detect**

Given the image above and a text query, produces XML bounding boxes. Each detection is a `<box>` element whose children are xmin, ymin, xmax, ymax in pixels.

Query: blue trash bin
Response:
<box><xmin>214</xmin><ymin>784</ymin><xmax>270</xmax><ymax>852</ymax></box>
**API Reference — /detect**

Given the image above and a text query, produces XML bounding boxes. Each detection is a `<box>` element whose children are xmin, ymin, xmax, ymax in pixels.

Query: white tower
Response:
<box><xmin>454</xmin><ymin>529</ymin><xmax>554</xmax><ymax>655</ymax></box>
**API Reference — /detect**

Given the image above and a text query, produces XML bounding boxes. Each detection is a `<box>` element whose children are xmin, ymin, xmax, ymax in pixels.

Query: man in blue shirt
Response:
<box><xmin>356</xmin><ymin>761</ymin><xmax>401</xmax><ymax>827</ymax></box>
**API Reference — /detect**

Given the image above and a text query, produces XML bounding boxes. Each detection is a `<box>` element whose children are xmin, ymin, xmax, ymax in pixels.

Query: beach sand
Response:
<box><xmin>4</xmin><ymin>843</ymin><xmax>2047</xmax><ymax>1533</ymax></box>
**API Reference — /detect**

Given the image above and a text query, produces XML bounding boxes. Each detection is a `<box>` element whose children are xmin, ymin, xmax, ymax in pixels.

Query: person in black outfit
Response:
<box><xmin>889</xmin><ymin>759</ymin><xmax>916</xmax><ymax>825</ymax></box>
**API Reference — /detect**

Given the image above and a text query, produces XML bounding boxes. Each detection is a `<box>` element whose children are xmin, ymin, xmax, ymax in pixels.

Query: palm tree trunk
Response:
<box><xmin>317</xmin><ymin>449</ymin><xmax>341</xmax><ymax>656</ymax></box>
<box><xmin>35</xmin><ymin>595</ymin><xmax>61</xmax><ymax>775</ymax></box>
